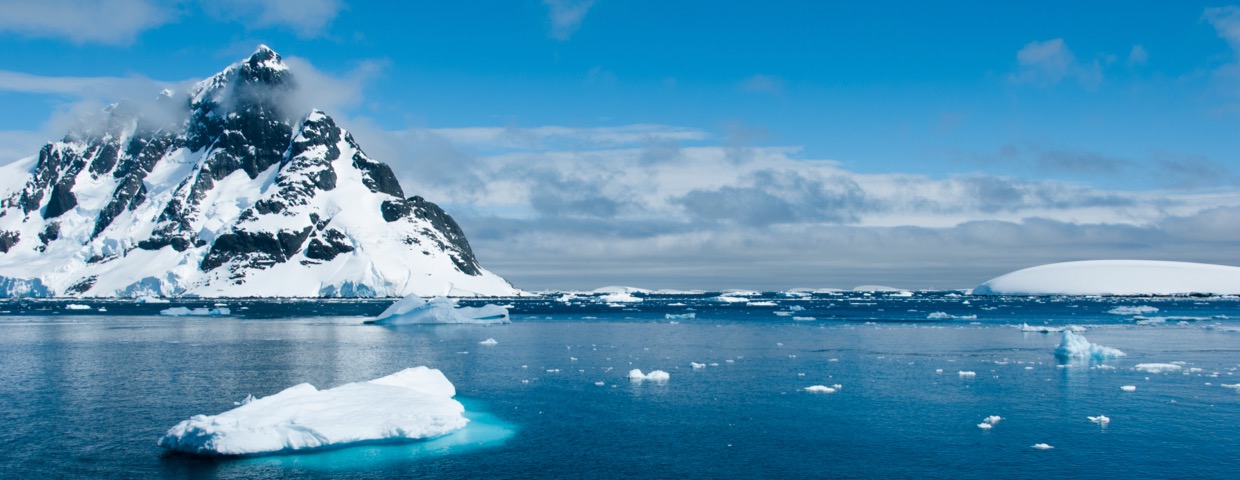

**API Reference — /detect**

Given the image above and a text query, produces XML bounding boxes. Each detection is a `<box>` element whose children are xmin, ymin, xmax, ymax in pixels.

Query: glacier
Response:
<box><xmin>972</xmin><ymin>260</ymin><xmax>1240</xmax><ymax>296</ymax></box>
<box><xmin>157</xmin><ymin>367</ymin><xmax>467</xmax><ymax>456</ymax></box>
<box><xmin>365</xmin><ymin>293</ymin><xmax>510</xmax><ymax>325</ymax></box>
<box><xmin>0</xmin><ymin>45</ymin><xmax>516</xmax><ymax>298</ymax></box>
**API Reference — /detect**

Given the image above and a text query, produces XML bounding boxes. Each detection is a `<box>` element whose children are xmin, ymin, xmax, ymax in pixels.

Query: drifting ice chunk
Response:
<box><xmin>1134</xmin><ymin>363</ymin><xmax>1181</xmax><ymax>373</ymax></box>
<box><xmin>1054</xmin><ymin>331</ymin><xmax>1125</xmax><ymax>360</ymax></box>
<box><xmin>65</xmin><ymin>304</ymin><xmax>91</xmax><ymax>310</ymax></box>
<box><xmin>1120</xmin><ymin>385</ymin><xmax>1137</xmax><ymax>392</ymax></box>
<box><xmin>665</xmin><ymin>313</ymin><xmax>696</xmax><ymax>320</ymax></box>
<box><xmin>1107</xmin><ymin>305</ymin><xmax>1159</xmax><ymax>315</ymax></box>
<box><xmin>1088</xmin><ymin>415</ymin><xmax>1110</xmax><ymax>427</ymax></box>
<box><xmin>160</xmin><ymin>307</ymin><xmax>231</xmax><ymax>317</ymax></box>
<box><xmin>983</xmin><ymin>415</ymin><xmax>1002</xmax><ymax>425</ymax></box>
<box><xmin>958</xmin><ymin>371</ymin><xmax>977</xmax><ymax>378</ymax></box>
<box><xmin>1017</xmin><ymin>323</ymin><xmax>1086</xmax><ymax>333</ymax></box>
<box><xmin>804</xmin><ymin>385</ymin><xmax>837</xmax><ymax>394</ymax></box>
<box><xmin>158</xmin><ymin>367</ymin><xmax>466</xmax><ymax>456</ymax></box>
<box><xmin>1031</xmin><ymin>443</ymin><xmax>1054</xmax><ymax>450</ymax></box>
<box><xmin>627</xmin><ymin>369</ymin><xmax>670</xmax><ymax>382</ymax></box>
<box><xmin>366</xmin><ymin>294</ymin><xmax>509</xmax><ymax>325</ymax></box>
<box><xmin>690</xmin><ymin>362</ymin><xmax>706</xmax><ymax>369</ymax></box>
<box><xmin>977</xmin><ymin>423</ymin><xmax>992</xmax><ymax>430</ymax></box>
<box><xmin>479</xmin><ymin>338</ymin><xmax>498</xmax><ymax>346</ymax></box>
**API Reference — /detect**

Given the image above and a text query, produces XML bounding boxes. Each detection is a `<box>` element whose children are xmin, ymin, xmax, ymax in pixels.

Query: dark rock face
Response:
<box><xmin>0</xmin><ymin>231</ymin><xmax>18</xmax><ymax>253</ymax></box>
<box><xmin>200</xmin><ymin>226</ymin><xmax>313</xmax><ymax>273</ymax></box>
<box><xmin>380</xmin><ymin>196</ymin><xmax>481</xmax><ymax>275</ymax></box>
<box><xmin>304</xmin><ymin>228</ymin><xmax>354</xmax><ymax>261</ymax></box>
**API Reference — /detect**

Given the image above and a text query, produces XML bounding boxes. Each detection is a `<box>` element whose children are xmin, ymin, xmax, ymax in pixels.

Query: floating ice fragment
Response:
<box><xmin>366</xmin><ymin>294</ymin><xmax>509</xmax><ymax>325</ymax></box>
<box><xmin>977</xmin><ymin>423</ymin><xmax>992</xmax><ymax>430</ymax></box>
<box><xmin>160</xmin><ymin>307</ymin><xmax>230</xmax><ymax>317</ymax></box>
<box><xmin>1221</xmin><ymin>384</ymin><xmax>1240</xmax><ymax>391</ymax></box>
<box><xmin>1031</xmin><ymin>443</ymin><xmax>1054</xmax><ymax>450</ymax></box>
<box><xmin>1054</xmin><ymin>331</ymin><xmax>1125</xmax><ymax>360</ymax></box>
<box><xmin>1017</xmin><ymin>323</ymin><xmax>1086</xmax><ymax>333</ymax></box>
<box><xmin>65</xmin><ymin>304</ymin><xmax>91</xmax><ymax>310</ymax></box>
<box><xmin>665</xmin><ymin>313</ymin><xmax>696</xmax><ymax>320</ymax></box>
<box><xmin>803</xmin><ymin>385</ymin><xmax>836</xmax><ymax>394</ymax></box>
<box><xmin>158</xmin><ymin>367</ymin><xmax>466</xmax><ymax>456</ymax></box>
<box><xmin>594</xmin><ymin>381</ymin><xmax>605</xmax><ymax>386</ymax></box>
<box><xmin>1088</xmin><ymin>415</ymin><xmax>1110</xmax><ymax>427</ymax></box>
<box><xmin>958</xmin><ymin>371</ymin><xmax>977</xmax><ymax>378</ymax></box>
<box><xmin>935</xmin><ymin>369</ymin><xmax>944</xmax><ymax>374</ymax></box>
<box><xmin>628</xmin><ymin>369</ymin><xmax>670</xmax><ymax>382</ymax></box>
<box><xmin>690</xmin><ymin>362</ymin><xmax>706</xmax><ymax>369</ymax></box>
<box><xmin>1134</xmin><ymin>363</ymin><xmax>1181</xmax><ymax>373</ymax></box>
<box><xmin>792</xmin><ymin>316</ymin><xmax>816</xmax><ymax>321</ymax></box>
<box><xmin>983</xmin><ymin>415</ymin><xmax>1002</xmax><ymax>425</ymax></box>
<box><xmin>1107</xmin><ymin>305</ymin><xmax>1159</xmax><ymax>315</ymax></box>
<box><xmin>479</xmin><ymin>338</ymin><xmax>498</xmax><ymax>346</ymax></box>
<box><xmin>1120</xmin><ymin>385</ymin><xmax>1137</xmax><ymax>392</ymax></box>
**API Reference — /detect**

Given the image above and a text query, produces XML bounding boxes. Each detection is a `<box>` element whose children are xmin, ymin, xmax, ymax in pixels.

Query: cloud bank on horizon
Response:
<box><xmin>0</xmin><ymin>1</ymin><xmax>1238</xmax><ymax>290</ymax></box>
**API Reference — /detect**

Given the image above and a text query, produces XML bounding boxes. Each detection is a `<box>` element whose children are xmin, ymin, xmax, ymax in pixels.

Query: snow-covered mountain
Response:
<box><xmin>0</xmin><ymin>46</ymin><xmax>517</xmax><ymax>298</ymax></box>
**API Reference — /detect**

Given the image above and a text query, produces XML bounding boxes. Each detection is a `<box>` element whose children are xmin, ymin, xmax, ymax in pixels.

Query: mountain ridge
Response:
<box><xmin>0</xmin><ymin>46</ymin><xmax>517</xmax><ymax>298</ymax></box>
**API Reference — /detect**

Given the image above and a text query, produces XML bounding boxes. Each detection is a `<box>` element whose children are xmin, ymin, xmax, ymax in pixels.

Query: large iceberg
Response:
<box><xmin>158</xmin><ymin>367</ymin><xmax>467</xmax><ymax>456</ymax></box>
<box><xmin>1054</xmin><ymin>331</ymin><xmax>1126</xmax><ymax>360</ymax></box>
<box><xmin>365</xmin><ymin>294</ymin><xmax>510</xmax><ymax>325</ymax></box>
<box><xmin>971</xmin><ymin>260</ymin><xmax>1240</xmax><ymax>296</ymax></box>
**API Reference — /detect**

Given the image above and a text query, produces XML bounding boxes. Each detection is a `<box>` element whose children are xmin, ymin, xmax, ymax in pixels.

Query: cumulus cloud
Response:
<box><xmin>544</xmin><ymin>0</ymin><xmax>595</xmax><ymax>40</ymax></box>
<box><xmin>1010</xmin><ymin>38</ymin><xmax>1103</xmax><ymax>88</ymax></box>
<box><xmin>0</xmin><ymin>0</ymin><xmax>176</xmax><ymax>45</ymax></box>
<box><xmin>202</xmin><ymin>0</ymin><xmax>345</xmax><ymax>38</ymax></box>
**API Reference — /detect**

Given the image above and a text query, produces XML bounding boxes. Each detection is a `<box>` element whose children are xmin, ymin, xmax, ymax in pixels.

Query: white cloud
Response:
<box><xmin>544</xmin><ymin>0</ymin><xmax>595</xmax><ymax>40</ymax></box>
<box><xmin>1205</xmin><ymin>6</ymin><xmax>1240</xmax><ymax>52</ymax></box>
<box><xmin>1010</xmin><ymin>38</ymin><xmax>1102</xmax><ymax>88</ymax></box>
<box><xmin>281</xmin><ymin>56</ymin><xmax>385</xmax><ymax>117</ymax></box>
<box><xmin>739</xmin><ymin>74</ymin><xmax>784</xmax><ymax>93</ymax></box>
<box><xmin>1128</xmin><ymin>45</ymin><xmax>1149</xmax><ymax>66</ymax></box>
<box><xmin>0</xmin><ymin>70</ymin><xmax>172</xmax><ymax>98</ymax></box>
<box><xmin>0</xmin><ymin>0</ymin><xmax>175</xmax><ymax>45</ymax></box>
<box><xmin>203</xmin><ymin>0</ymin><xmax>345</xmax><ymax>38</ymax></box>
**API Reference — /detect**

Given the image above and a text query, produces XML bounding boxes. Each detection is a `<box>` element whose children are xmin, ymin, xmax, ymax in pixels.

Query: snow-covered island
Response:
<box><xmin>971</xmin><ymin>260</ymin><xmax>1240</xmax><ymax>296</ymax></box>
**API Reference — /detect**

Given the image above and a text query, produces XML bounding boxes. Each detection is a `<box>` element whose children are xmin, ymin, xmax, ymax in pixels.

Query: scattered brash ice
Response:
<box><xmin>158</xmin><ymin>367</ymin><xmax>467</xmax><ymax>455</ymax></box>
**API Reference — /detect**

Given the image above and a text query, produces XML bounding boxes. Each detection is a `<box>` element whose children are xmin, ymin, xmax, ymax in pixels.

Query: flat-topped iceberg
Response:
<box><xmin>1054</xmin><ymin>331</ymin><xmax>1125</xmax><ymax>360</ymax></box>
<box><xmin>972</xmin><ymin>260</ymin><xmax>1240</xmax><ymax>296</ymax></box>
<box><xmin>160</xmin><ymin>307</ymin><xmax>230</xmax><ymax>317</ymax></box>
<box><xmin>158</xmin><ymin>367</ymin><xmax>467</xmax><ymax>456</ymax></box>
<box><xmin>365</xmin><ymin>294</ymin><xmax>509</xmax><ymax>325</ymax></box>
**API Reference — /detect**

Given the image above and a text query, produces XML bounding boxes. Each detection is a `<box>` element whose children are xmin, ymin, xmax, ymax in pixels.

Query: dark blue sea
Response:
<box><xmin>1</xmin><ymin>292</ymin><xmax>1238</xmax><ymax>479</ymax></box>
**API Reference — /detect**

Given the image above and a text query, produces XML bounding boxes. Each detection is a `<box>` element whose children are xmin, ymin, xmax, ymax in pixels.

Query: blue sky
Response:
<box><xmin>2</xmin><ymin>1</ymin><xmax>1240</xmax><ymax>290</ymax></box>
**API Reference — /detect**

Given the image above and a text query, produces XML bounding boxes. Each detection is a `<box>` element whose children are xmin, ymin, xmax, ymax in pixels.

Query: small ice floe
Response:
<box><xmin>1120</xmin><ymin>385</ymin><xmax>1137</xmax><ymax>392</ymax></box>
<box><xmin>1221</xmin><ymin>384</ymin><xmax>1240</xmax><ymax>391</ymax></box>
<box><xmin>935</xmin><ymin>369</ymin><xmax>944</xmax><ymax>374</ymax></box>
<box><xmin>1017</xmin><ymin>323</ymin><xmax>1086</xmax><ymax>333</ymax></box>
<box><xmin>65</xmin><ymin>304</ymin><xmax>91</xmax><ymax>310</ymax></box>
<box><xmin>958</xmin><ymin>371</ymin><xmax>977</xmax><ymax>378</ymax></box>
<box><xmin>1031</xmin><ymin>443</ymin><xmax>1054</xmax><ymax>450</ymax></box>
<box><xmin>366</xmin><ymin>294</ymin><xmax>509</xmax><ymax>325</ymax></box>
<box><xmin>160</xmin><ymin>307</ymin><xmax>231</xmax><ymax>317</ymax></box>
<box><xmin>690</xmin><ymin>362</ymin><xmax>706</xmax><ymax>369</ymax></box>
<box><xmin>1054</xmin><ymin>331</ymin><xmax>1125</xmax><ymax>360</ymax></box>
<box><xmin>158</xmin><ymin>367</ymin><xmax>466</xmax><ymax>456</ymax></box>
<box><xmin>1107</xmin><ymin>305</ymin><xmax>1159</xmax><ymax>315</ymax></box>
<box><xmin>665</xmin><ymin>313</ymin><xmax>696</xmax><ymax>320</ymax></box>
<box><xmin>627</xmin><ymin>369</ymin><xmax>670</xmax><ymax>383</ymax></box>
<box><xmin>774</xmin><ymin>311</ymin><xmax>793</xmax><ymax>317</ymax></box>
<box><xmin>1088</xmin><ymin>415</ymin><xmax>1110</xmax><ymax>427</ymax></box>
<box><xmin>1134</xmin><ymin>363</ymin><xmax>1182</xmax><ymax>374</ymax></box>
<box><xmin>479</xmin><ymin>338</ymin><xmax>498</xmax><ymax>346</ymax></box>
<box><xmin>803</xmin><ymin>385</ymin><xmax>837</xmax><ymax>394</ymax></box>
<box><xmin>749</xmin><ymin>301</ymin><xmax>778</xmax><ymax>307</ymax></box>
<box><xmin>792</xmin><ymin>316</ymin><xmax>816</xmax><ymax>321</ymax></box>
<box><xmin>594</xmin><ymin>381</ymin><xmax>605</xmax><ymax>386</ymax></box>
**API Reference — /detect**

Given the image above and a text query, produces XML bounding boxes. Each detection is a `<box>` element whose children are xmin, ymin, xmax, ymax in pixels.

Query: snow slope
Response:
<box><xmin>971</xmin><ymin>260</ymin><xmax>1240</xmax><ymax>296</ymax></box>
<box><xmin>0</xmin><ymin>46</ymin><xmax>516</xmax><ymax>298</ymax></box>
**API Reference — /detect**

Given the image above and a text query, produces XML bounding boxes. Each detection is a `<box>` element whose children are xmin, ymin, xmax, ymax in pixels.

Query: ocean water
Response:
<box><xmin>1</xmin><ymin>292</ymin><xmax>1239</xmax><ymax>479</ymax></box>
